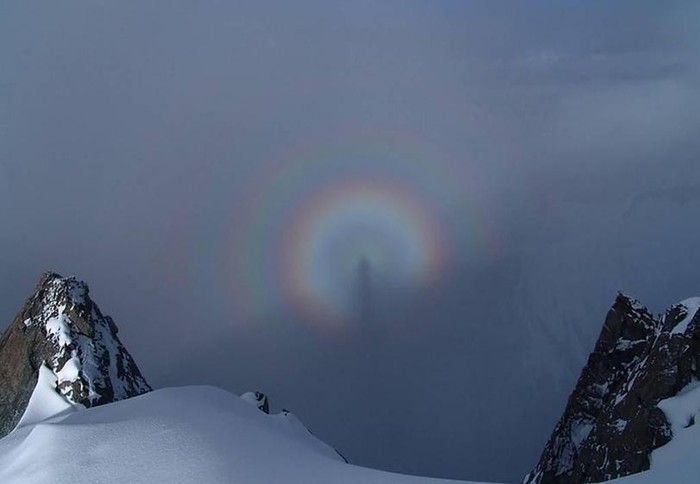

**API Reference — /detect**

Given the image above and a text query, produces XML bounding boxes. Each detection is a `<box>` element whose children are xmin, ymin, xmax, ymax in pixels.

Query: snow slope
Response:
<box><xmin>0</xmin><ymin>386</ymin><xmax>483</xmax><ymax>484</ymax></box>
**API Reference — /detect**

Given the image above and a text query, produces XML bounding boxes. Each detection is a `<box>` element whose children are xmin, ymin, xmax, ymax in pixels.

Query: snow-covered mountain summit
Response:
<box><xmin>0</xmin><ymin>272</ymin><xmax>150</xmax><ymax>437</ymax></box>
<box><xmin>526</xmin><ymin>293</ymin><xmax>700</xmax><ymax>483</ymax></box>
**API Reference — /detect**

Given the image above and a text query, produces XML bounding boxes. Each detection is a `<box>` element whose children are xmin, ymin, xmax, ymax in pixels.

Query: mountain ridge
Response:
<box><xmin>526</xmin><ymin>292</ymin><xmax>700</xmax><ymax>483</ymax></box>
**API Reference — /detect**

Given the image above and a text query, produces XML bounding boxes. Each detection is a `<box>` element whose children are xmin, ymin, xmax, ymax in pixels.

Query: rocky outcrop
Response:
<box><xmin>0</xmin><ymin>272</ymin><xmax>151</xmax><ymax>437</ymax></box>
<box><xmin>526</xmin><ymin>294</ymin><xmax>700</xmax><ymax>483</ymax></box>
<box><xmin>241</xmin><ymin>391</ymin><xmax>270</xmax><ymax>414</ymax></box>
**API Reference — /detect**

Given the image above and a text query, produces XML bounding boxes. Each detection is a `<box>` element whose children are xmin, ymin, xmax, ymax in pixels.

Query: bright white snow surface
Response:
<box><xmin>0</xmin><ymin>386</ymin><xmax>483</xmax><ymax>484</ymax></box>
<box><xmin>15</xmin><ymin>365</ymin><xmax>77</xmax><ymax>429</ymax></box>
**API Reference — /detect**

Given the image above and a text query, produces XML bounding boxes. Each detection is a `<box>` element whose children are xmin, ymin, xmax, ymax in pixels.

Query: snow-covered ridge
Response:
<box><xmin>0</xmin><ymin>386</ymin><xmax>484</xmax><ymax>484</ymax></box>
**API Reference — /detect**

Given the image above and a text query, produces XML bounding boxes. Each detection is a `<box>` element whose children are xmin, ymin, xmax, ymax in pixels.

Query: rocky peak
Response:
<box><xmin>525</xmin><ymin>294</ymin><xmax>700</xmax><ymax>483</ymax></box>
<box><xmin>0</xmin><ymin>272</ymin><xmax>151</xmax><ymax>437</ymax></box>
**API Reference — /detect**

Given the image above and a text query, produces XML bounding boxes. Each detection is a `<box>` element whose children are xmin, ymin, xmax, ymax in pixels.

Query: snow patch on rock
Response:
<box><xmin>669</xmin><ymin>298</ymin><xmax>700</xmax><ymax>335</ymax></box>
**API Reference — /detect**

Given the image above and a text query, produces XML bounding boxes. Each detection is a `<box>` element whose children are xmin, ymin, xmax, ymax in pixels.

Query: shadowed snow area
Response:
<box><xmin>0</xmin><ymin>386</ymin><xmax>483</xmax><ymax>484</ymax></box>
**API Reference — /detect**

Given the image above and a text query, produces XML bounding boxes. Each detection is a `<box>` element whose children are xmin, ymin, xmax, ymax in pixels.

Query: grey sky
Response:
<box><xmin>2</xmin><ymin>1</ymin><xmax>700</xmax><ymax>482</ymax></box>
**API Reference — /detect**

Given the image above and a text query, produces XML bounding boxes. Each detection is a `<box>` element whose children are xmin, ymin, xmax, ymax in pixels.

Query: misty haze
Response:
<box><xmin>2</xmin><ymin>1</ymin><xmax>700</xmax><ymax>483</ymax></box>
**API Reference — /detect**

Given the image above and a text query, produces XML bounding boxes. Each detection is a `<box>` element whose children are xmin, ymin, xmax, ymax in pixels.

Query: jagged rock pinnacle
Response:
<box><xmin>526</xmin><ymin>293</ymin><xmax>700</xmax><ymax>483</ymax></box>
<box><xmin>0</xmin><ymin>272</ymin><xmax>151</xmax><ymax>437</ymax></box>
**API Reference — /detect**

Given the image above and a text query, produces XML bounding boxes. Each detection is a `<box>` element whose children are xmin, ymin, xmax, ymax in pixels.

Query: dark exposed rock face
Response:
<box><xmin>0</xmin><ymin>272</ymin><xmax>151</xmax><ymax>437</ymax></box>
<box><xmin>241</xmin><ymin>391</ymin><xmax>270</xmax><ymax>414</ymax></box>
<box><xmin>525</xmin><ymin>294</ymin><xmax>700</xmax><ymax>483</ymax></box>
